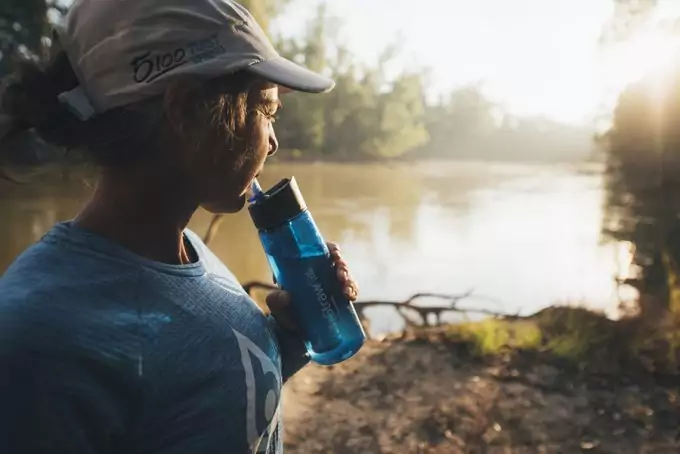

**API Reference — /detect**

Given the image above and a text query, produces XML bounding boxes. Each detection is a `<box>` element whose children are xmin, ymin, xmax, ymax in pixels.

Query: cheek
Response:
<box><xmin>252</xmin><ymin>118</ymin><xmax>272</xmax><ymax>161</ymax></box>
<box><xmin>231</xmin><ymin>116</ymin><xmax>270</xmax><ymax>167</ymax></box>
<box><xmin>198</xmin><ymin>118</ymin><xmax>270</xmax><ymax>191</ymax></box>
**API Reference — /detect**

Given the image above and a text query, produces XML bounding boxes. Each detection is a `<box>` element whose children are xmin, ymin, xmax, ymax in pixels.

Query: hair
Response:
<box><xmin>0</xmin><ymin>47</ymin><xmax>262</xmax><ymax>174</ymax></box>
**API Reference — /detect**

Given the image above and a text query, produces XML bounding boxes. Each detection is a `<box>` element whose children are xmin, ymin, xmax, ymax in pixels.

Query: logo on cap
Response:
<box><xmin>130</xmin><ymin>33</ymin><xmax>228</xmax><ymax>84</ymax></box>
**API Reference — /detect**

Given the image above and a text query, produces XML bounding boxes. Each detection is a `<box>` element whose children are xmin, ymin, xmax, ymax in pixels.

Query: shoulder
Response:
<box><xmin>2</xmin><ymin>223</ymin><xmax>144</xmax><ymax>297</ymax></box>
<box><xmin>1</xmin><ymin>231</ymin><xmax>143</xmax><ymax>317</ymax></box>
<box><xmin>0</xmin><ymin>231</ymin><xmax>144</xmax><ymax>374</ymax></box>
<box><xmin>0</xmin><ymin>271</ymin><xmax>142</xmax><ymax>378</ymax></box>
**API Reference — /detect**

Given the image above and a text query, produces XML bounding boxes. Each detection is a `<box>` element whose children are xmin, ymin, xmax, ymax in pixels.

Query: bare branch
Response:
<box><xmin>241</xmin><ymin>280</ymin><xmax>515</xmax><ymax>330</ymax></box>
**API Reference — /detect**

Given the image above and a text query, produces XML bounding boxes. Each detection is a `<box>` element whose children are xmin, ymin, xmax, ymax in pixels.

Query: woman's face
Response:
<box><xmin>189</xmin><ymin>82</ymin><xmax>280</xmax><ymax>214</ymax></box>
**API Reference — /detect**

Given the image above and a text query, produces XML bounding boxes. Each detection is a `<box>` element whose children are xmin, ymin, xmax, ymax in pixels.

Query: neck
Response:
<box><xmin>74</xmin><ymin>170</ymin><xmax>199</xmax><ymax>265</ymax></box>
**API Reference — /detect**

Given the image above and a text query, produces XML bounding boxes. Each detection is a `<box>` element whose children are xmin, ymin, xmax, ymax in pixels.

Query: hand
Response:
<box><xmin>266</xmin><ymin>242</ymin><xmax>360</xmax><ymax>332</ymax></box>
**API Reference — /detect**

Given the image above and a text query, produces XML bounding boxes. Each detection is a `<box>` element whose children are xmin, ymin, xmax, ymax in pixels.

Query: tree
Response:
<box><xmin>368</xmin><ymin>73</ymin><xmax>429</xmax><ymax>159</ymax></box>
<box><xmin>602</xmin><ymin>58</ymin><xmax>680</xmax><ymax>314</ymax></box>
<box><xmin>274</xmin><ymin>3</ymin><xmax>329</xmax><ymax>155</ymax></box>
<box><xmin>0</xmin><ymin>0</ymin><xmax>68</xmax><ymax>75</ymax></box>
<box><xmin>417</xmin><ymin>84</ymin><xmax>497</xmax><ymax>159</ymax></box>
<box><xmin>238</xmin><ymin>0</ymin><xmax>292</xmax><ymax>36</ymax></box>
<box><xmin>1</xmin><ymin>0</ymin><xmax>46</xmax><ymax>74</ymax></box>
<box><xmin>599</xmin><ymin>0</ymin><xmax>659</xmax><ymax>46</ymax></box>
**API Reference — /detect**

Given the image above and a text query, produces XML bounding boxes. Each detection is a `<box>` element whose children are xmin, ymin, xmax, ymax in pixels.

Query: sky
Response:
<box><xmin>55</xmin><ymin>0</ymin><xmax>680</xmax><ymax>127</ymax></box>
<box><xmin>274</xmin><ymin>0</ymin><xmax>680</xmax><ymax>127</ymax></box>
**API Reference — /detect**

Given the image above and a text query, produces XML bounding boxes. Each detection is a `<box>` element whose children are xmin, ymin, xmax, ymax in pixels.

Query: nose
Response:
<box><xmin>268</xmin><ymin>122</ymin><xmax>279</xmax><ymax>156</ymax></box>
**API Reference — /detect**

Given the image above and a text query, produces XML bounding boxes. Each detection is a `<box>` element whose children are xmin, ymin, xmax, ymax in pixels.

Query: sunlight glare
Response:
<box><xmin>599</xmin><ymin>29</ymin><xmax>680</xmax><ymax>109</ymax></box>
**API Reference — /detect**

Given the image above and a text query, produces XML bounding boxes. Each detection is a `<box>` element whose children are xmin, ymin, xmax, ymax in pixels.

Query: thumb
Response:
<box><xmin>265</xmin><ymin>290</ymin><xmax>291</xmax><ymax>313</ymax></box>
<box><xmin>265</xmin><ymin>290</ymin><xmax>297</xmax><ymax>331</ymax></box>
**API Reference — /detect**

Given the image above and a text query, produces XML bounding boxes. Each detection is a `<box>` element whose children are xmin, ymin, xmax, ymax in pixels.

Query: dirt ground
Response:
<box><xmin>282</xmin><ymin>333</ymin><xmax>680</xmax><ymax>454</ymax></box>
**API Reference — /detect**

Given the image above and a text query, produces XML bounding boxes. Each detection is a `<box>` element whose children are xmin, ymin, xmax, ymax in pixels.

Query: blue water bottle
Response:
<box><xmin>248</xmin><ymin>177</ymin><xmax>366</xmax><ymax>365</ymax></box>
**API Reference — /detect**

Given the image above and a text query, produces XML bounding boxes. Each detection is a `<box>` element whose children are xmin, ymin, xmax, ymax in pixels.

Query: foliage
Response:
<box><xmin>441</xmin><ymin>306</ymin><xmax>680</xmax><ymax>378</ymax></box>
<box><xmin>601</xmin><ymin>55</ymin><xmax>680</xmax><ymax>313</ymax></box>
<box><xmin>238</xmin><ymin>0</ymin><xmax>292</xmax><ymax>36</ymax></box>
<box><xmin>452</xmin><ymin>319</ymin><xmax>543</xmax><ymax>356</ymax></box>
<box><xmin>600</xmin><ymin>0</ymin><xmax>660</xmax><ymax>45</ymax></box>
<box><xmin>1</xmin><ymin>0</ymin><xmax>595</xmax><ymax>164</ymax></box>
<box><xmin>0</xmin><ymin>0</ymin><xmax>67</xmax><ymax>75</ymax></box>
<box><xmin>597</xmin><ymin>0</ymin><xmax>680</xmax><ymax>316</ymax></box>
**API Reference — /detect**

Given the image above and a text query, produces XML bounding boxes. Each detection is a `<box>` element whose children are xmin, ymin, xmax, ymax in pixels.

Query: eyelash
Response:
<box><xmin>257</xmin><ymin>108</ymin><xmax>279</xmax><ymax>123</ymax></box>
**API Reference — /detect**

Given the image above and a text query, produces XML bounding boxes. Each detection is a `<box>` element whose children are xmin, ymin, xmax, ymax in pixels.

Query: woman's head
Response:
<box><xmin>0</xmin><ymin>0</ymin><xmax>333</xmax><ymax>213</ymax></box>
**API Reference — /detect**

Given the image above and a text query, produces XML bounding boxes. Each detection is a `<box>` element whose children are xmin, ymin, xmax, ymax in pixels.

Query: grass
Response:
<box><xmin>437</xmin><ymin>306</ymin><xmax>680</xmax><ymax>378</ymax></box>
<box><xmin>453</xmin><ymin>319</ymin><xmax>542</xmax><ymax>355</ymax></box>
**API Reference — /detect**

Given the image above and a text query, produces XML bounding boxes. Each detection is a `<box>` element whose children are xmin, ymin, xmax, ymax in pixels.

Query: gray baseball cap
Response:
<box><xmin>56</xmin><ymin>0</ymin><xmax>335</xmax><ymax>121</ymax></box>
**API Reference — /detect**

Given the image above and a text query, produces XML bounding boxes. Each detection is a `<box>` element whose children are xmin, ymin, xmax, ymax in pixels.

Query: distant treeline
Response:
<box><xmin>1</xmin><ymin>0</ymin><xmax>595</xmax><ymax>164</ymax></box>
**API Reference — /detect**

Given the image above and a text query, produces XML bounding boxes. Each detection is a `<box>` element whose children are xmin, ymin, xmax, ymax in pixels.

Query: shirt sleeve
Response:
<box><xmin>0</xmin><ymin>333</ymin><xmax>132</xmax><ymax>454</ymax></box>
<box><xmin>267</xmin><ymin>315</ymin><xmax>310</xmax><ymax>382</ymax></box>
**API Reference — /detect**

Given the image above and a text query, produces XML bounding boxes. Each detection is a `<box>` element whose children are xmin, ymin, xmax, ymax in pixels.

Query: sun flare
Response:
<box><xmin>600</xmin><ymin>29</ymin><xmax>680</xmax><ymax>104</ymax></box>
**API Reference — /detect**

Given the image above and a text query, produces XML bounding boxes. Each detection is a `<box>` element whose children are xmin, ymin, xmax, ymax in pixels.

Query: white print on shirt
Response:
<box><xmin>232</xmin><ymin>329</ymin><xmax>282</xmax><ymax>452</ymax></box>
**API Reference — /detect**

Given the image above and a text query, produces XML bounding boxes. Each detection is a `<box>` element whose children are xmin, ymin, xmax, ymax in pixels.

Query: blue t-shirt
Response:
<box><xmin>0</xmin><ymin>222</ymin><xmax>309</xmax><ymax>454</ymax></box>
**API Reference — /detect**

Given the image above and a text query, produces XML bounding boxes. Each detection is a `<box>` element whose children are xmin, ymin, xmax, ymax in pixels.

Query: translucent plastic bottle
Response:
<box><xmin>248</xmin><ymin>177</ymin><xmax>366</xmax><ymax>365</ymax></box>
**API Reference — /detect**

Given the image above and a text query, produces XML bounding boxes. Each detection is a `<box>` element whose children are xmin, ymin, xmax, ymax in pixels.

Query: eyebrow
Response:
<box><xmin>261</xmin><ymin>90</ymin><xmax>282</xmax><ymax>106</ymax></box>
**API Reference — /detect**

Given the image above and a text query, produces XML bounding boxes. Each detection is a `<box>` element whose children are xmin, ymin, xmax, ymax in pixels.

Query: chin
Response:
<box><xmin>201</xmin><ymin>194</ymin><xmax>247</xmax><ymax>214</ymax></box>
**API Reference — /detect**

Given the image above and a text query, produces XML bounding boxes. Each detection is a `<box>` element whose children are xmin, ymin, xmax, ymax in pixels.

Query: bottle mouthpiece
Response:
<box><xmin>249</xmin><ymin>179</ymin><xmax>265</xmax><ymax>203</ymax></box>
<box><xmin>247</xmin><ymin>177</ymin><xmax>308</xmax><ymax>230</ymax></box>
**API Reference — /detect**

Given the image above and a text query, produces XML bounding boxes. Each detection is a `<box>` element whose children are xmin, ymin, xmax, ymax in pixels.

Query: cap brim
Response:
<box><xmin>246</xmin><ymin>57</ymin><xmax>335</xmax><ymax>94</ymax></box>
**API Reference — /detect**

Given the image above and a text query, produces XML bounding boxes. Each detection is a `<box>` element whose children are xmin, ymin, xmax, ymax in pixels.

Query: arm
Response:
<box><xmin>0</xmin><ymin>337</ymin><xmax>131</xmax><ymax>454</ymax></box>
<box><xmin>267</xmin><ymin>315</ymin><xmax>309</xmax><ymax>382</ymax></box>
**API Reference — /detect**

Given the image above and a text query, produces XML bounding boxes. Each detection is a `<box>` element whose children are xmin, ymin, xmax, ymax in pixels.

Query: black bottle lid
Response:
<box><xmin>248</xmin><ymin>177</ymin><xmax>308</xmax><ymax>231</ymax></box>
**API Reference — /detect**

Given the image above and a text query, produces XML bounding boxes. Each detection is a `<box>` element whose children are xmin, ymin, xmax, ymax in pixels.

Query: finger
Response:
<box><xmin>336</xmin><ymin>262</ymin><xmax>350</xmax><ymax>281</ymax></box>
<box><xmin>344</xmin><ymin>280</ymin><xmax>359</xmax><ymax>301</ymax></box>
<box><xmin>265</xmin><ymin>290</ymin><xmax>297</xmax><ymax>330</ymax></box>
<box><xmin>331</xmin><ymin>252</ymin><xmax>343</xmax><ymax>267</ymax></box>
<box><xmin>332</xmin><ymin>254</ymin><xmax>349</xmax><ymax>270</ymax></box>
<box><xmin>265</xmin><ymin>290</ymin><xmax>291</xmax><ymax>312</ymax></box>
<box><xmin>327</xmin><ymin>242</ymin><xmax>340</xmax><ymax>254</ymax></box>
<box><xmin>333</xmin><ymin>255</ymin><xmax>348</xmax><ymax>268</ymax></box>
<box><xmin>274</xmin><ymin>312</ymin><xmax>297</xmax><ymax>331</ymax></box>
<box><xmin>343</xmin><ymin>274</ymin><xmax>358</xmax><ymax>297</ymax></box>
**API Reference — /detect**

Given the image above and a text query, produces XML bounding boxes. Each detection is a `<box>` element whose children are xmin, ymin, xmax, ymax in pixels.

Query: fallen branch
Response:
<box><xmin>242</xmin><ymin>280</ymin><xmax>515</xmax><ymax>338</ymax></box>
<box><xmin>205</xmin><ymin>225</ymin><xmax>514</xmax><ymax>335</ymax></box>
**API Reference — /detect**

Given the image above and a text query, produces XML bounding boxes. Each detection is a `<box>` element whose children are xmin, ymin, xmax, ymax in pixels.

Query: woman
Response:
<box><xmin>0</xmin><ymin>1</ymin><xmax>359</xmax><ymax>453</ymax></box>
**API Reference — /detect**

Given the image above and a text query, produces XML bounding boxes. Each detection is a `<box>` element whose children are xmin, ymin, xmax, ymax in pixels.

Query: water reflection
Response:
<box><xmin>0</xmin><ymin>161</ymin><xmax>623</xmax><ymax>334</ymax></box>
<box><xmin>0</xmin><ymin>174</ymin><xmax>92</xmax><ymax>271</ymax></box>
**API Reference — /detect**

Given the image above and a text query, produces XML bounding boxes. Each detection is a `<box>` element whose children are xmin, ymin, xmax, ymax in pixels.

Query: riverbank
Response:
<box><xmin>282</xmin><ymin>307</ymin><xmax>680</xmax><ymax>453</ymax></box>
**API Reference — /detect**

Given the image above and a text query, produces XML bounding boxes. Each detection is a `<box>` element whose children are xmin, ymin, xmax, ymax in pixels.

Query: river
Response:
<box><xmin>0</xmin><ymin>161</ymin><xmax>632</xmax><ymax>335</ymax></box>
